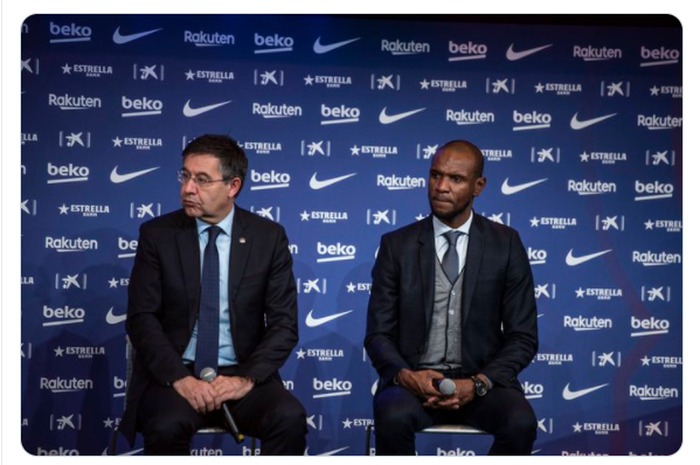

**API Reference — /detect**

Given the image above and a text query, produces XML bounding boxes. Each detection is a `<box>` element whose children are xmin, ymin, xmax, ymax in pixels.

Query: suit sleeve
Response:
<box><xmin>364</xmin><ymin>234</ymin><xmax>411</xmax><ymax>387</ymax></box>
<box><xmin>236</xmin><ymin>225</ymin><xmax>299</xmax><ymax>382</ymax></box>
<box><xmin>480</xmin><ymin>230</ymin><xmax>538</xmax><ymax>387</ymax></box>
<box><xmin>126</xmin><ymin>222</ymin><xmax>191</xmax><ymax>385</ymax></box>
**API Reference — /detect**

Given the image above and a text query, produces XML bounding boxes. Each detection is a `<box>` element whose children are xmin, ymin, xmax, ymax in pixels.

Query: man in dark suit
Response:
<box><xmin>365</xmin><ymin>139</ymin><xmax>538</xmax><ymax>455</ymax></box>
<box><xmin>119</xmin><ymin>134</ymin><xmax>306</xmax><ymax>455</ymax></box>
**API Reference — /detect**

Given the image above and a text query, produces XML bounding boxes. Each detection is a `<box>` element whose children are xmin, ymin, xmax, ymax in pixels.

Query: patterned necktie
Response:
<box><xmin>195</xmin><ymin>225</ymin><xmax>222</xmax><ymax>377</ymax></box>
<box><xmin>442</xmin><ymin>230</ymin><xmax>462</xmax><ymax>284</ymax></box>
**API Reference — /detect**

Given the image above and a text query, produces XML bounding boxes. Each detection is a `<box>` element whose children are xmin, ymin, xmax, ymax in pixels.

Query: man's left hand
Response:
<box><xmin>211</xmin><ymin>375</ymin><xmax>254</xmax><ymax>403</ymax></box>
<box><xmin>428</xmin><ymin>378</ymin><xmax>476</xmax><ymax>410</ymax></box>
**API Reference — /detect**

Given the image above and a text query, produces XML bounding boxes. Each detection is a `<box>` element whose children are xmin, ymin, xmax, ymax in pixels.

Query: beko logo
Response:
<box><xmin>249</xmin><ymin>170</ymin><xmax>291</xmax><ymax>191</ymax></box>
<box><xmin>513</xmin><ymin>110</ymin><xmax>551</xmax><ymax>131</ymax></box>
<box><xmin>381</xmin><ymin>39</ymin><xmax>430</xmax><ymax>55</ymax></box>
<box><xmin>316</xmin><ymin>242</ymin><xmax>356</xmax><ymax>263</ymax></box>
<box><xmin>527</xmin><ymin>248</ymin><xmax>547</xmax><ymax>265</ymax></box>
<box><xmin>631</xmin><ymin>317</ymin><xmax>670</xmax><ymax>337</ymax></box>
<box><xmin>49</xmin><ymin>22</ymin><xmax>92</xmax><ymax>43</ymax></box>
<box><xmin>121</xmin><ymin>96</ymin><xmax>163</xmax><ymax>117</ymax></box>
<box><xmin>634</xmin><ymin>180</ymin><xmax>674</xmax><ymax>201</ymax></box>
<box><xmin>321</xmin><ymin>104</ymin><xmax>360</xmax><ymax>125</ymax></box>
<box><xmin>312</xmin><ymin>378</ymin><xmax>352</xmax><ymax>398</ymax></box>
<box><xmin>184</xmin><ymin>30</ymin><xmax>235</xmax><ymax>47</ymax></box>
<box><xmin>640</xmin><ymin>46</ymin><xmax>680</xmax><ymax>67</ymax></box>
<box><xmin>522</xmin><ymin>382</ymin><xmax>545</xmax><ymax>400</ymax></box>
<box><xmin>48</xmin><ymin>94</ymin><xmax>101</xmax><ymax>110</ymax></box>
<box><xmin>43</xmin><ymin>305</ymin><xmax>85</xmax><ymax>327</ymax></box>
<box><xmin>254</xmin><ymin>33</ymin><xmax>294</xmax><ymax>53</ymax></box>
<box><xmin>448</xmin><ymin>41</ymin><xmax>487</xmax><ymax>61</ymax></box>
<box><xmin>47</xmin><ymin>163</ymin><xmax>89</xmax><ymax>184</ymax></box>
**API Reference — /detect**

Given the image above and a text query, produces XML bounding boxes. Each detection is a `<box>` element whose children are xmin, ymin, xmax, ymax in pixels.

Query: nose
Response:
<box><xmin>435</xmin><ymin>176</ymin><xmax>450</xmax><ymax>192</ymax></box>
<box><xmin>182</xmin><ymin>177</ymin><xmax>198</xmax><ymax>194</ymax></box>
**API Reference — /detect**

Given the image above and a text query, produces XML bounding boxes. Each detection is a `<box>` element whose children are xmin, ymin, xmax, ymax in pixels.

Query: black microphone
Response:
<box><xmin>434</xmin><ymin>378</ymin><xmax>456</xmax><ymax>396</ymax></box>
<box><xmin>200</xmin><ymin>367</ymin><xmax>244</xmax><ymax>443</ymax></box>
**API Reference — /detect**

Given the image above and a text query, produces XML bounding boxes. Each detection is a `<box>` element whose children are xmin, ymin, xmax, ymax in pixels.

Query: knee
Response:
<box><xmin>501</xmin><ymin>409</ymin><xmax>537</xmax><ymax>440</ymax></box>
<box><xmin>141</xmin><ymin>410</ymin><xmax>196</xmax><ymax>447</ymax></box>
<box><xmin>373</xmin><ymin>389</ymin><xmax>422</xmax><ymax>433</ymax></box>
<box><xmin>264</xmin><ymin>398</ymin><xmax>307</xmax><ymax>437</ymax></box>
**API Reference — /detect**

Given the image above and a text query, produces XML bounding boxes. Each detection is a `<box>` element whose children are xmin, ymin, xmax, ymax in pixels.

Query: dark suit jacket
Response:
<box><xmin>364</xmin><ymin>213</ymin><xmax>538</xmax><ymax>393</ymax></box>
<box><xmin>119</xmin><ymin>207</ymin><xmax>298</xmax><ymax>444</ymax></box>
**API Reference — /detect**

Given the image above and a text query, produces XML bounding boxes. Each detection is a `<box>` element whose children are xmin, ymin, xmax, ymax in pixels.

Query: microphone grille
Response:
<box><xmin>439</xmin><ymin>378</ymin><xmax>456</xmax><ymax>396</ymax></box>
<box><xmin>199</xmin><ymin>367</ymin><xmax>217</xmax><ymax>382</ymax></box>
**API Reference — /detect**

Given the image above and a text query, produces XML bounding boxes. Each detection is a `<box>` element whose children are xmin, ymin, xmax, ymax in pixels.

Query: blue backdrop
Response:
<box><xmin>21</xmin><ymin>14</ymin><xmax>682</xmax><ymax>456</ymax></box>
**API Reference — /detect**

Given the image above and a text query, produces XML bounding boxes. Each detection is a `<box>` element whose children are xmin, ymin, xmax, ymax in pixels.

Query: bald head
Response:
<box><xmin>435</xmin><ymin>140</ymin><xmax>484</xmax><ymax>178</ymax></box>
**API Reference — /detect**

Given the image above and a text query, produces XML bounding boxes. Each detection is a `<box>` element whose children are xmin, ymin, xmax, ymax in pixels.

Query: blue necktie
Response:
<box><xmin>195</xmin><ymin>226</ymin><xmax>222</xmax><ymax>377</ymax></box>
<box><xmin>442</xmin><ymin>230</ymin><xmax>462</xmax><ymax>284</ymax></box>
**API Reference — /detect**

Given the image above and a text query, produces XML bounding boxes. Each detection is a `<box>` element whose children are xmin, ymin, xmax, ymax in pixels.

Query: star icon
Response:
<box><xmin>579</xmin><ymin>152</ymin><xmax>590</xmax><ymax>162</ymax></box>
<box><xmin>575</xmin><ymin>287</ymin><xmax>585</xmax><ymax>298</ymax></box>
<box><xmin>296</xmin><ymin>348</ymin><xmax>306</xmax><ymax>359</ymax></box>
<box><xmin>530</xmin><ymin>217</ymin><xmax>540</xmax><ymax>227</ymax></box>
<box><xmin>346</xmin><ymin>282</ymin><xmax>356</xmax><ymax>293</ymax></box>
<box><xmin>304</xmin><ymin>75</ymin><xmax>314</xmax><ymax>86</ymax></box>
<box><xmin>62</xmin><ymin>63</ymin><xmax>72</xmax><ymax>74</ymax></box>
<box><xmin>573</xmin><ymin>422</ymin><xmax>583</xmax><ymax>433</ymax></box>
<box><xmin>103</xmin><ymin>417</ymin><xmax>115</xmax><ymax>429</ymax></box>
<box><xmin>108</xmin><ymin>278</ymin><xmax>119</xmax><ymax>289</ymax></box>
<box><xmin>58</xmin><ymin>204</ymin><xmax>69</xmax><ymax>215</ymax></box>
<box><xmin>54</xmin><ymin>346</ymin><xmax>65</xmax><ymax>357</ymax></box>
<box><xmin>112</xmin><ymin>137</ymin><xmax>123</xmax><ymax>147</ymax></box>
<box><xmin>350</xmin><ymin>145</ymin><xmax>361</xmax><ymax>156</ymax></box>
<box><xmin>534</xmin><ymin>82</ymin><xmax>545</xmax><ymax>93</ymax></box>
<box><xmin>641</xmin><ymin>356</ymin><xmax>651</xmax><ymax>366</ymax></box>
<box><xmin>342</xmin><ymin>418</ymin><xmax>352</xmax><ymax>429</ymax></box>
<box><xmin>645</xmin><ymin>220</ymin><xmax>654</xmax><ymax>230</ymax></box>
<box><xmin>185</xmin><ymin>69</ymin><xmax>195</xmax><ymax>80</ymax></box>
<box><xmin>415</xmin><ymin>213</ymin><xmax>426</xmax><ymax>221</ymax></box>
<box><xmin>419</xmin><ymin>79</ymin><xmax>430</xmax><ymax>90</ymax></box>
<box><xmin>650</xmin><ymin>85</ymin><xmax>660</xmax><ymax>96</ymax></box>
<box><xmin>300</xmin><ymin>211</ymin><xmax>310</xmax><ymax>221</ymax></box>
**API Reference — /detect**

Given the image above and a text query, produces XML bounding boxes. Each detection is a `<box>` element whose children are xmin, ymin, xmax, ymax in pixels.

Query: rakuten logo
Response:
<box><xmin>121</xmin><ymin>96</ymin><xmax>163</xmax><ymax>117</ymax></box>
<box><xmin>316</xmin><ymin>242</ymin><xmax>356</xmax><ymax>263</ymax></box>
<box><xmin>312</xmin><ymin>378</ymin><xmax>352</xmax><ymax>398</ymax></box>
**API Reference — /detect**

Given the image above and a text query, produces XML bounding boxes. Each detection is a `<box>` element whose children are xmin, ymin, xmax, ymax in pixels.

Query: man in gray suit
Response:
<box><xmin>365</xmin><ymin>139</ymin><xmax>538</xmax><ymax>455</ymax></box>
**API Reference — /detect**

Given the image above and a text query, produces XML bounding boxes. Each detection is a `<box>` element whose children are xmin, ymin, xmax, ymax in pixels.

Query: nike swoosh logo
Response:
<box><xmin>570</xmin><ymin>112</ymin><xmax>617</xmax><ymax>130</ymax></box>
<box><xmin>113</xmin><ymin>26</ymin><xmax>162</xmax><ymax>45</ymax></box>
<box><xmin>562</xmin><ymin>382</ymin><xmax>609</xmax><ymax>400</ymax></box>
<box><xmin>110</xmin><ymin>166</ymin><xmax>160</xmax><ymax>184</ymax></box>
<box><xmin>379</xmin><ymin>107</ymin><xmax>426</xmax><ymax>124</ymax></box>
<box><xmin>313</xmin><ymin>37</ymin><xmax>361</xmax><ymax>54</ymax></box>
<box><xmin>565</xmin><ymin>249</ymin><xmax>612</xmax><ymax>266</ymax></box>
<box><xmin>183</xmin><ymin>99</ymin><xmax>232</xmax><ymax>117</ymax></box>
<box><xmin>506</xmin><ymin>43</ymin><xmax>553</xmax><ymax>61</ymax></box>
<box><xmin>305</xmin><ymin>309</ymin><xmax>353</xmax><ymax>327</ymax></box>
<box><xmin>304</xmin><ymin>446</ymin><xmax>349</xmax><ymax>456</ymax></box>
<box><xmin>105</xmin><ymin>307</ymin><xmax>127</xmax><ymax>325</ymax></box>
<box><xmin>501</xmin><ymin>177</ymin><xmax>548</xmax><ymax>195</ymax></box>
<box><xmin>309</xmin><ymin>172</ymin><xmax>357</xmax><ymax>190</ymax></box>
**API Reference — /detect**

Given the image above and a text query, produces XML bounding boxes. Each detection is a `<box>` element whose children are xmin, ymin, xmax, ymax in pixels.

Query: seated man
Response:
<box><xmin>365</xmin><ymin>139</ymin><xmax>538</xmax><ymax>455</ymax></box>
<box><xmin>118</xmin><ymin>134</ymin><xmax>306</xmax><ymax>455</ymax></box>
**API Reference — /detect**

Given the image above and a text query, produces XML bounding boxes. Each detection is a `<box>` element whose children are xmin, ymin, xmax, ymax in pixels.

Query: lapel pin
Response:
<box><xmin>239</xmin><ymin>237</ymin><xmax>246</xmax><ymax>244</ymax></box>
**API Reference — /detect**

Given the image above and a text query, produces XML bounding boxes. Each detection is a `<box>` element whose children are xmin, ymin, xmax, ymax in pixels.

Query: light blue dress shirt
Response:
<box><xmin>182</xmin><ymin>206</ymin><xmax>237</xmax><ymax>366</ymax></box>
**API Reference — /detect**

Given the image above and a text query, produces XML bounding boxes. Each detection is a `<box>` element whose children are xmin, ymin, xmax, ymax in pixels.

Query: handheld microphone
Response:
<box><xmin>434</xmin><ymin>378</ymin><xmax>456</xmax><ymax>396</ymax></box>
<box><xmin>200</xmin><ymin>367</ymin><xmax>244</xmax><ymax>443</ymax></box>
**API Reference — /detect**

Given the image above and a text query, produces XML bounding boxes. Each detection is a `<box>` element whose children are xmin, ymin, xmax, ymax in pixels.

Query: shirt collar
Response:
<box><xmin>433</xmin><ymin>211</ymin><xmax>473</xmax><ymax>239</ymax></box>
<box><xmin>196</xmin><ymin>204</ymin><xmax>235</xmax><ymax>237</ymax></box>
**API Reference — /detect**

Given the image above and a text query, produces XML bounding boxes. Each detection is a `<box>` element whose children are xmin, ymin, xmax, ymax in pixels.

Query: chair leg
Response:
<box><xmin>365</xmin><ymin>424</ymin><xmax>374</xmax><ymax>456</ymax></box>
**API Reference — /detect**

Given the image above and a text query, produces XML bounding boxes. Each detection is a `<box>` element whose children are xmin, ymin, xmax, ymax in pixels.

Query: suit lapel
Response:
<box><xmin>175</xmin><ymin>212</ymin><xmax>201</xmax><ymax>330</ymax></box>
<box><xmin>462</xmin><ymin>213</ymin><xmax>485</xmax><ymax>325</ymax></box>
<box><xmin>229</xmin><ymin>207</ymin><xmax>251</xmax><ymax>306</ymax></box>
<box><xmin>419</xmin><ymin>217</ymin><xmax>436</xmax><ymax>330</ymax></box>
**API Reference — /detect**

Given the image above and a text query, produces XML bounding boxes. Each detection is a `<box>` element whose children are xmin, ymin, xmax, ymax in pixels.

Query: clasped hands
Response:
<box><xmin>172</xmin><ymin>375</ymin><xmax>254</xmax><ymax>414</ymax></box>
<box><xmin>397</xmin><ymin>368</ymin><xmax>475</xmax><ymax>410</ymax></box>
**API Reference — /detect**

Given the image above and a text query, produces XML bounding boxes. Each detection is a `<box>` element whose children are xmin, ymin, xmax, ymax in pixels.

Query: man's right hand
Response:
<box><xmin>172</xmin><ymin>375</ymin><xmax>220</xmax><ymax>414</ymax></box>
<box><xmin>396</xmin><ymin>368</ymin><xmax>444</xmax><ymax>405</ymax></box>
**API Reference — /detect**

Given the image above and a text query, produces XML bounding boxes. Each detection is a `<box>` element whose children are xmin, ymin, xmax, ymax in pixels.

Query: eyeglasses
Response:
<box><xmin>177</xmin><ymin>170</ymin><xmax>231</xmax><ymax>188</ymax></box>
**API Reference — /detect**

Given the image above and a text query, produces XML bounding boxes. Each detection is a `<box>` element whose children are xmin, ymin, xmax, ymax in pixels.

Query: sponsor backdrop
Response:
<box><xmin>21</xmin><ymin>14</ymin><xmax>681</xmax><ymax>456</ymax></box>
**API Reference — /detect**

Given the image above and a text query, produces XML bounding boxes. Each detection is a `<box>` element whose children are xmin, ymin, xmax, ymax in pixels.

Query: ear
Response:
<box><xmin>474</xmin><ymin>176</ymin><xmax>487</xmax><ymax>198</ymax></box>
<box><xmin>228</xmin><ymin>177</ymin><xmax>242</xmax><ymax>199</ymax></box>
